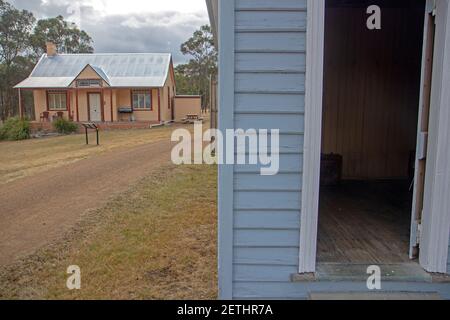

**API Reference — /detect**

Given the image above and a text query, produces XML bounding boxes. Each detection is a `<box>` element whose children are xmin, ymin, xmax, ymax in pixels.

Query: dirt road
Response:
<box><xmin>0</xmin><ymin>139</ymin><xmax>174</xmax><ymax>266</ymax></box>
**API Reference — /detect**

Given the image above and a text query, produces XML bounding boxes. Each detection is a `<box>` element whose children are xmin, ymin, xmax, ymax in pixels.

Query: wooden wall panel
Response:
<box><xmin>322</xmin><ymin>6</ymin><xmax>424</xmax><ymax>179</ymax></box>
<box><xmin>231</xmin><ymin>0</ymin><xmax>307</xmax><ymax>298</ymax></box>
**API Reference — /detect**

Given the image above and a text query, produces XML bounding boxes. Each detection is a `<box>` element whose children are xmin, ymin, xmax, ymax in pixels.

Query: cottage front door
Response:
<box><xmin>88</xmin><ymin>93</ymin><xmax>102</xmax><ymax>122</ymax></box>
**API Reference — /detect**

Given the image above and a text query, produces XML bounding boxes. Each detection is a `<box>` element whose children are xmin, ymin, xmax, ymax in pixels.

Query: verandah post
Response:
<box><xmin>18</xmin><ymin>88</ymin><xmax>23</xmax><ymax>119</ymax></box>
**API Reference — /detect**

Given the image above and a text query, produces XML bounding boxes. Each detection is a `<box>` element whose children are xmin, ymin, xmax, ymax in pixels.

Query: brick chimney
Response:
<box><xmin>46</xmin><ymin>42</ymin><xmax>57</xmax><ymax>57</ymax></box>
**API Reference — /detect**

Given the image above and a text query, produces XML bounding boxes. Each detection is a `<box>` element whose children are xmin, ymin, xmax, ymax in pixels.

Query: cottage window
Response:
<box><xmin>132</xmin><ymin>90</ymin><xmax>152</xmax><ymax>110</ymax></box>
<box><xmin>47</xmin><ymin>91</ymin><xmax>67</xmax><ymax>110</ymax></box>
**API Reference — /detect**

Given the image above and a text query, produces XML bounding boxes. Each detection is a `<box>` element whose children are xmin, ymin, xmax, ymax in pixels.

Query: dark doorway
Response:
<box><xmin>318</xmin><ymin>0</ymin><xmax>426</xmax><ymax>264</ymax></box>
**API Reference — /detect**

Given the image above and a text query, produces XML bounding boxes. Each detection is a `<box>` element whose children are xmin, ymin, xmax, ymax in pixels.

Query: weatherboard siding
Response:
<box><xmin>231</xmin><ymin>0</ymin><xmax>307</xmax><ymax>299</ymax></box>
<box><xmin>218</xmin><ymin>0</ymin><xmax>450</xmax><ymax>299</ymax></box>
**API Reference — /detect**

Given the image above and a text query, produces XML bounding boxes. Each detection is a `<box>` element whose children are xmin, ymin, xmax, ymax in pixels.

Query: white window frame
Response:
<box><xmin>47</xmin><ymin>91</ymin><xmax>67</xmax><ymax>111</ymax></box>
<box><xmin>132</xmin><ymin>90</ymin><xmax>152</xmax><ymax>110</ymax></box>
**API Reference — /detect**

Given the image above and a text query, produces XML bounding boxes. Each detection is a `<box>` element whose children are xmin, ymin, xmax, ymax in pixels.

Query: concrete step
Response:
<box><xmin>292</xmin><ymin>263</ymin><xmax>434</xmax><ymax>282</ymax></box>
<box><xmin>308</xmin><ymin>291</ymin><xmax>442</xmax><ymax>300</ymax></box>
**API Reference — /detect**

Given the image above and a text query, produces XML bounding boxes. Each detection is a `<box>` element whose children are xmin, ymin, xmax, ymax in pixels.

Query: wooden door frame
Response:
<box><xmin>299</xmin><ymin>0</ymin><xmax>450</xmax><ymax>274</ymax></box>
<box><xmin>298</xmin><ymin>0</ymin><xmax>326</xmax><ymax>273</ymax></box>
<box><xmin>410</xmin><ymin>1</ymin><xmax>436</xmax><ymax>262</ymax></box>
<box><xmin>417</xmin><ymin>0</ymin><xmax>450</xmax><ymax>274</ymax></box>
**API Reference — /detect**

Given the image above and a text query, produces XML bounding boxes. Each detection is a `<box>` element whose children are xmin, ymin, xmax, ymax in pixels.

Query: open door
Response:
<box><xmin>409</xmin><ymin>4</ymin><xmax>436</xmax><ymax>259</ymax></box>
<box><xmin>300</xmin><ymin>0</ymin><xmax>450</xmax><ymax>274</ymax></box>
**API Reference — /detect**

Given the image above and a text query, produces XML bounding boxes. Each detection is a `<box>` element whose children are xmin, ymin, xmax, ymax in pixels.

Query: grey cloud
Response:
<box><xmin>9</xmin><ymin>0</ymin><xmax>82</xmax><ymax>18</ymax></box>
<box><xmin>80</xmin><ymin>11</ymin><xmax>208</xmax><ymax>64</ymax></box>
<box><xmin>8</xmin><ymin>0</ymin><xmax>208</xmax><ymax>64</ymax></box>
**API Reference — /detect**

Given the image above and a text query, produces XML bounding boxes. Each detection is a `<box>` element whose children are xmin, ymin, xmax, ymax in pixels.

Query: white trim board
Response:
<box><xmin>419</xmin><ymin>0</ymin><xmax>450</xmax><ymax>273</ymax></box>
<box><xmin>217</xmin><ymin>0</ymin><xmax>235</xmax><ymax>299</ymax></box>
<box><xmin>409</xmin><ymin>0</ymin><xmax>436</xmax><ymax>260</ymax></box>
<box><xmin>299</xmin><ymin>0</ymin><xmax>325</xmax><ymax>273</ymax></box>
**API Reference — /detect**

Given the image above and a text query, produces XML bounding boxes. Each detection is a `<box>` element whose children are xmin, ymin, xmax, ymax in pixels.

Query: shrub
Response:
<box><xmin>0</xmin><ymin>117</ymin><xmax>30</xmax><ymax>141</ymax></box>
<box><xmin>53</xmin><ymin>118</ymin><xmax>79</xmax><ymax>135</ymax></box>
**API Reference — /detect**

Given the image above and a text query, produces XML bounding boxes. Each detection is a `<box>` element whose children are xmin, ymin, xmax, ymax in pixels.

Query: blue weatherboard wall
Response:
<box><xmin>218</xmin><ymin>0</ymin><xmax>450</xmax><ymax>299</ymax></box>
<box><xmin>230</xmin><ymin>0</ymin><xmax>307</xmax><ymax>299</ymax></box>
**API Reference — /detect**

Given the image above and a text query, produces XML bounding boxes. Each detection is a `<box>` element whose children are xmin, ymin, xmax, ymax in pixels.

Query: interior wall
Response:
<box><xmin>322</xmin><ymin>1</ymin><xmax>425</xmax><ymax>180</ymax></box>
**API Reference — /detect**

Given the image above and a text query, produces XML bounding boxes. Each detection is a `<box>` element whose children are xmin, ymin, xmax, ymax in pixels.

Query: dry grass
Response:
<box><xmin>0</xmin><ymin>164</ymin><xmax>217</xmax><ymax>300</ymax></box>
<box><xmin>0</xmin><ymin>125</ymin><xmax>186</xmax><ymax>185</ymax></box>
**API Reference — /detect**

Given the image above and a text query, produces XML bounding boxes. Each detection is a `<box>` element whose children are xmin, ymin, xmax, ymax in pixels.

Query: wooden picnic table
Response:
<box><xmin>182</xmin><ymin>114</ymin><xmax>204</xmax><ymax>123</ymax></box>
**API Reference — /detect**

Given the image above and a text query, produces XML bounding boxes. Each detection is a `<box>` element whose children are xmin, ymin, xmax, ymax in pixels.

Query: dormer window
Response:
<box><xmin>77</xmin><ymin>79</ymin><xmax>102</xmax><ymax>88</ymax></box>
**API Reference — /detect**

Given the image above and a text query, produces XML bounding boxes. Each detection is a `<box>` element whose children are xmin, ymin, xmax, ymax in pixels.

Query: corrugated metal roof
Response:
<box><xmin>15</xmin><ymin>77</ymin><xmax>74</xmax><ymax>88</ymax></box>
<box><xmin>90</xmin><ymin>65</ymin><xmax>111</xmax><ymax>85</ymax></box>
<box><xmin>15</xmin><ymin>53</ymin><xmax>172</xmax><ymax>89</ymax></box>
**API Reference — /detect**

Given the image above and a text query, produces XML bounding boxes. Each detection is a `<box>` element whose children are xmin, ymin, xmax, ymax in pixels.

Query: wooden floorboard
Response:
<box><xmin>317</xmin><ymin>180</ymin><xmax>413</xmax><ymax>264</ymax></box>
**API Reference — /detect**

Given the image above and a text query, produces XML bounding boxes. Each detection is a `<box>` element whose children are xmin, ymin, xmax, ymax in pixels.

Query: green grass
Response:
<box><xmin>0</xmin><ymin>164</ymin><xmax>217</xmax><ymax>300</ymax></box>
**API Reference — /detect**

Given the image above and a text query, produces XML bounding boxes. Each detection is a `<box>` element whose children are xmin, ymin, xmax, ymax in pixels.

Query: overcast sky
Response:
<box><xmin>9</xmin><ymin>0</ymin><xmax>209</xmax><ymax>64</ymax></box>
